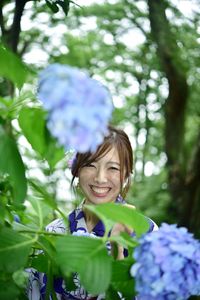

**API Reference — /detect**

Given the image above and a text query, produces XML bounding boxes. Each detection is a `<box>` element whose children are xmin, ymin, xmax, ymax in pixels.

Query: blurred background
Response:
<box><xmin>0</xmin><ymin>0</ymin><xmax>200</xmax><ymax>238</ymax></box>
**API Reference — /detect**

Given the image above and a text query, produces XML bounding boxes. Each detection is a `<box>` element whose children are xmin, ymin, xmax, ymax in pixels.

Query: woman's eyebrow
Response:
<box><xmin>107</xmin><ymin>161</ymin><xmax>120</xmax><ymax>166</ymax></box>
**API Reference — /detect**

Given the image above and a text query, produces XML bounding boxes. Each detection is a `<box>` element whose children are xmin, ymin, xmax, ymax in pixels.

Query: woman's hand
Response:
<box><xmin>110</xmin><ymin>204</ymin><xmax>135</xmax><ymax>260</ymax></box>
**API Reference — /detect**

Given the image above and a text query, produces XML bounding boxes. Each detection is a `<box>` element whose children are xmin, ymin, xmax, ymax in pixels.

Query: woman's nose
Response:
<box><xmin>94</xmin><ymin>168</ymin><xmax>108</xmax><ymax>183</ymax></box>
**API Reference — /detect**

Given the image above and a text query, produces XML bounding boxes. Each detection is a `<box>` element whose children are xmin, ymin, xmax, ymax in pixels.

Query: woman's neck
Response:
<box><xmin>82</xmin><ymin>200</ymin><xmax>99</xmax><ymax>233</ymax></box>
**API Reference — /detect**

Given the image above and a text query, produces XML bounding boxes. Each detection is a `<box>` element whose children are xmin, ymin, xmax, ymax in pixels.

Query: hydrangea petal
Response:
<box><xmin>38</xmin><ymin>63</ymin><xmax>113</xmax><ymax>153</ymax></box>
<box><xmin>131</xmin><ymin>223</ymin><xmax>200</xmax><ymax>299</ymax></box>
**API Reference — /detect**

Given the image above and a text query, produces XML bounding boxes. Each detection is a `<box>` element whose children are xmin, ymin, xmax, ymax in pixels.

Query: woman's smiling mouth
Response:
<box><xmin>90</xmin><ymin>185</ymin><xmax>111</xmax><ymax>197</ymax></box>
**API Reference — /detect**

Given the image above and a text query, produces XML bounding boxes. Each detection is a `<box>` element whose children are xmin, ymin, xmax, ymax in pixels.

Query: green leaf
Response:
<box><xmin>86</xmin><ymin>203</ymin><xmax>149</xmax><ymax>237</ymax></box>
<box><xmin>55</xmin><ymin>235</ymin><xmax>112</xmax><ymax>294</ymax></box>
<box><xmin>13</xmin><ymin>221</ymin><xmax>38</xmax><ymax>233</ymax></box>
<box><xmin>18</xmin><ymin>107</ymin><xmax>65</xmax><ymax>168</ymax></box>
<box><xmin>111</xmin><ymin>258</ymin><xmax>135</xmax><ymax>299</ymax></box>
<box><xmin>0</xmin><ymin>227</ymin><xmax>36</xmax><ymax>272</ymax></box>
<box><xmin>0</xmin><ymin>127</ymin><xmax>27</xmax><ymax>204</ymax></box>
<box><xmin>37</xmin><ymin>235</ymin><xmax>57</xmax><ymax>260</ymax></box>
<box><xmin>31</xmin><ymin>253</ymin><xmax>49</xmax><ymax>273</ymax></box>
<box><xmin>44</xmin><ymin>129</ymin><xmax>65</xmax><ymax>169</ymax></box>
<box><xmin>45</xmin><ymin>0</ymin><xmax>70</xmax><ymax>15</ymax></box>
<box><xmin>105</xmin><ymin>285</ymin><xmax>121</xmax><ymax>300</ymax></box>
<box><xmin>58</xmin><ymin>0</ymin><xmax>70</xmax><ymax>16</ymax></box>
<box><xmin>28</xmin><ymin>180</ymin><xmax>57</xmax><ymax>210</ymax></box>
<box><xmin>0</xmin><ymin>278</ymin><xmax>20</xmax><ymax>300</ymax></box>
<box><xmin>45</xmin><ymin>0</ymin><xmax>59</xmax><ymax>13</ymax></box>
<box><xmin>12</xmin><ymin>269</ymin><xmax>29</xmax><ymax>288</ymax></box>
<box><xmin>0</xmin><ymin>44</ymin><xmax>28</xmax><ymax>88</ymax></box>
<box><xmin>28</xmin><ymin>197</ymin><xmax>47</xmax><ymax>230</ymax></box>
<box><xmin>109</xmin><ymin>232</ymin><xmax>138</xmax><ymax>249</ymax></box>
<box><xmin>18</xmin><ymin>107</ymin><xmax>47</xmax><ymax>155</ymax></box>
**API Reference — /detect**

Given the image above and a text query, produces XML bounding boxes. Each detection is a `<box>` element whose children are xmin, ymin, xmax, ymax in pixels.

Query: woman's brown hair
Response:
<box><xmin>71</xmin><ymin>125</ymin><xmax>134</xmax><ymax>198</ymax></box>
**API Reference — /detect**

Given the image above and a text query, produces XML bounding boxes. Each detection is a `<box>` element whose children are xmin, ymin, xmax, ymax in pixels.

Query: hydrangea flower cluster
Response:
<box><xmin>130</xmin><ymin>223</ymin><xmax>200</xmax><ymax>300</ymax></box>
<box><xmin>38</xmin><ymin>64</ymin><xmax>113</xmax><ymax>153</ymax></box>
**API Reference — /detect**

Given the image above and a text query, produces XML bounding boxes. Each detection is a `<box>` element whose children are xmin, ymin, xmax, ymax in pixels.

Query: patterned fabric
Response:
<box><xmin>27</xmin><ymin>199</ymin><xmax>157</xmax><ymax>300</ymax></box>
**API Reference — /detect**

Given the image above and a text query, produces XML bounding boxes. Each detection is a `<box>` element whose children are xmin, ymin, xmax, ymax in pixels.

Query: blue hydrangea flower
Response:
<box><xmin>38</xmin><ymin>64</ymin><xmax>113</xmax><ymax>153</ymax></box>
<box><xmin>130</xmin><ymin>223</ymin><xmax>200</xmax><ymax>300</ymax></box>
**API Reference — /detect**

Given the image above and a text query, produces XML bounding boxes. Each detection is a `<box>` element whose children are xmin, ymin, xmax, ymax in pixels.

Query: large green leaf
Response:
<box><xmin>0</xmin><ymin>278</ymin><xmax>20</xmax><ymax>300</ymax></box>
<box><xmin>105</xmin><ymin>286</ymin><xmax>121</xmax><ymax>300</ymax></box>
<box><xmin>111</xmin><ymin>258</ymin><xmax>135</xmax><ymax>300</ymax></box>
<box><xmin>31</xmin><ymin>253</ymin><xmax>49</xmax><ymax>273</ymax></box>
<box><xmin>27</xmin><ymin>197</ymin><xmax>52</xmax><ymax>230</ymax></box>
<box><xmin>0</xmin><ymin>127</ymin><xmax>27</xmax><ymax>204</ymax></box>
<box><xmin>0</xmin><ymin>44</ymin><xmax>28</xmax><ymax>88</ymax></box>
<box><xmin>18</xmin><ymin>107</ymin><xmax>47</xmax><ymax>155</ymax></box>
<box><xmin>18</xmin><ymin>107</ymin><xmax>65</xmax><ymax>168</ymax></box>
<box><xmin>86</xmin><ymin>203</ymin><xmax>149</xmax><ymax>237</ymax></box>
<box><xmin>55</xmin><ymin>235</ymin><xmax>112</xmax><ymax>294</ymax></box>
<box><xmin>0</xmin><ymin>227</ymin><xmax>36</xmax><ymax>272</ymax></box>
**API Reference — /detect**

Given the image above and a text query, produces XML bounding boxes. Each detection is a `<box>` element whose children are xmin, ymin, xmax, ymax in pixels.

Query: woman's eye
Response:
<box><xmin>109</xmin><ymin>167</ymin><xmax>120</xmax><ymax>171</ymax></box>
<box><xmin>86</xmin><ymin>163</ymin><xmax>95</xmax><ymax>168</ymax></box>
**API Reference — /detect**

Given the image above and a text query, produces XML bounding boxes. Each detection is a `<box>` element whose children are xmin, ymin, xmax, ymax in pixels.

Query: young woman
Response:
<box><xmin>27</xmin><ymin>125</ymin><xmax>157</xmax><ymax>300</ymax></box>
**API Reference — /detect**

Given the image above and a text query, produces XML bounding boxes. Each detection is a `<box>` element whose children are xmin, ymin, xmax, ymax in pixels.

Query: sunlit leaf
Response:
<box><xmin>18</xmin><ymin>107</ymin><xmax>65</xmax><ymax>168</ymax></box>
<box><xmin>44</xmin><ymin>129</ymin><xmax>65</xmax><ymax>169</ymax></box>
<box><xmin>26</xmin><ymin>197</ymin><xmax>54</xmax><ymax>230</ymax></box>
<box><xmin>28</xmin><ymin>180</ymin><xmax>57</xmax><ymax>210</ymax></box>
<box><xmin>0</xmin><ymin>127</ymin><xmax>27</xmax><ymax>204</ymax></box>
<box><xmin>13</xmin><ymin>221</ymin><xmax>38</xmax><ymax>233</ymax></box>
<box><xmin>55</xmin><ymin>235</ymin><xmax>112</xmax><ymax>294</ymax></box>
<box><xmin>0</xmin><ymin>44</ymin><xmax>28</xmax><ymax>88</ymax></box>
<box><xmin>86</xmin><ymin>203</ymin><xmax>149</xmax><ymax>237</ymax></box>
<box><xmin>12</xmin><ymin>269</ymin><xmax>29</xmax><ymax>288</ymax></box>
<box><xmin>18</xmin><ymin>107</ymin><xmax>47</xmax><ymax>155</ymax></box>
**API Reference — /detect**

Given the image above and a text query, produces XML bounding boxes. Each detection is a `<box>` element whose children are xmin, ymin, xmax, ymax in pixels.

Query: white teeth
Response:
<box><xmin>91</xmin><ymin>186</ymin><xmax>110</xmax><ymax>194</ymax></box>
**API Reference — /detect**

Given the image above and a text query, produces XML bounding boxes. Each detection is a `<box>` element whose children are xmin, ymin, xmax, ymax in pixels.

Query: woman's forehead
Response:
<box><xmin>92</xmin><ymin>145</ymin><xmax>119</xmax><ymax>161</ymax></box>
<box><xmin>96</xmin><ymin>147</ymin><xmax>120</xmax><ymax>162</ymax></box>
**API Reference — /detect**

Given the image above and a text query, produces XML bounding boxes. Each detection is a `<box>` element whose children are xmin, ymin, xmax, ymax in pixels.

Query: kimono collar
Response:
<box><xmin>68</xmin><ymin>196</ymin><xmax>126</xmax><ymax>237</ymax></box>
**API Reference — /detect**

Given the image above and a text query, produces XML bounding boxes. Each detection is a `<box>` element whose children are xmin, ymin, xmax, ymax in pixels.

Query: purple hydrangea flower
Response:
<box><xmin>130</xmin><ymin>223</ymin><xmax>200</xmax><ymax>300</ymax></box>
<box><xmin>38</xmin><ymin>64</ymin><xmax>113</xmax><ymax>153</ymax></box>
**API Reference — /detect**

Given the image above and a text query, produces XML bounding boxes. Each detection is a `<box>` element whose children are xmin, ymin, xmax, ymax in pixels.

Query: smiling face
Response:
<box><xmin>71</xmin><ymin>125</ymin><xmax>133</xmax><ymax>199</ymax></box>
<box><xmin>79</xmin><ymin>147</ymin><xmax>124</xmax><ymax>205</ymax></box>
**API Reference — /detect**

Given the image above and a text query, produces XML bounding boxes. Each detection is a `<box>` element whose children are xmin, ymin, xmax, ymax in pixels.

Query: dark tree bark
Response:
<box><xmin>10</xmin><ymin>0</ymin><xmax>28</xmax><ymax>53</ymax></box>
<box><xmin>147</xmin><ymin>0</ymin><xmax>200</xmax><ymax>237</ymax></box>
<box><xmin>0</xmin><ymin>0</ymin><xmax>30</xmax><ymax>96</ymax></box>
<box><xmin>1</xmin><ymin>0</ymin><xmax>29</xmax><ymax>53</ymax></box>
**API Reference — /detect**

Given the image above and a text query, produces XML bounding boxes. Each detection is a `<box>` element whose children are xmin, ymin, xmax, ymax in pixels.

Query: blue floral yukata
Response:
<box><xmin>27</xmin><ymin>198</ymin><xmax>157</xmax><ymax>300</ymax></box>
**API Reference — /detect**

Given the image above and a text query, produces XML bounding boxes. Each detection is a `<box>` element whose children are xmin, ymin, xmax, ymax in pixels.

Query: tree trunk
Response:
<box><xmin>7</xmin><ymin>0</ymin><xmax>28</xmax><ymax>53</ymax></box>
<box><xmin>147</xmin><ymin>0</ymin><xmax>200</xmax><ymax>237</ymax></box>
<box><xmin>0</xmin><ymin>0</ymin><xmax>29</xmax><ymax>96</ymax></box>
